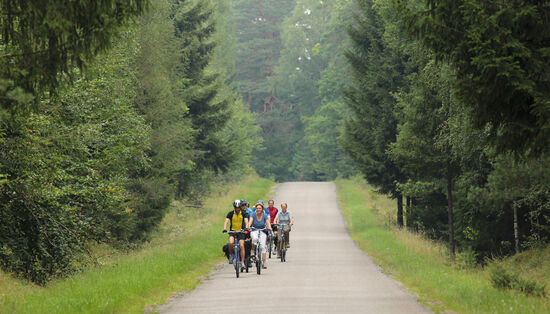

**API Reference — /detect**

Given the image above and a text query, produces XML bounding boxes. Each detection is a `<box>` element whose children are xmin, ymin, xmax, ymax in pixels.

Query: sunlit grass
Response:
<box><xmin>336</xmin><ymin>177</ymin><xmax>549</xmax><ymax>313</ymax></box>
<box><xmin>0</xmin><ymin>175</ymin><xmax>274</xmax><ymax>313</ymax></box>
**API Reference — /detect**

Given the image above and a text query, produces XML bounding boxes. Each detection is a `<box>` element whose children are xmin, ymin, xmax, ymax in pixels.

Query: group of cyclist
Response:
<box><xmin>223</xmin><ymin>199</ymin><xmax>294</xmax><ymax>272</ymax></box>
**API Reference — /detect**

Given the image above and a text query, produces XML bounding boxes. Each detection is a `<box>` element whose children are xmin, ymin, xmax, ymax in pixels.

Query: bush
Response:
<box><xmin>490</xmin><ymin>265</ymin><xmax>546</xmax><ymax>297</ymax></box>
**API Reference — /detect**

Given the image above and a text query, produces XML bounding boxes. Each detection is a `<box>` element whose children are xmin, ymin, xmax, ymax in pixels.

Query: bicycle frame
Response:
<box><xmin>227</xmin><ymin>231</ymin><xmax>245</xmax><ymax>278</ymax></box>
<box><xmin>274</xmin><ymin>223</ymin><xmax>289</xmax><ymax>262</ymax></box>
<box><xmin>250</xmin><ymin>227</ymin><xmax>268</xmax><ymax>274</ymax></box>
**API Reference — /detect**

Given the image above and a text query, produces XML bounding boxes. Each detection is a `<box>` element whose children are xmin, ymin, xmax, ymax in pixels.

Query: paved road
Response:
<box><xmin>160</xmin><ymin>182</ymin><xmax>430</xmax><ymax>313</ymax></box>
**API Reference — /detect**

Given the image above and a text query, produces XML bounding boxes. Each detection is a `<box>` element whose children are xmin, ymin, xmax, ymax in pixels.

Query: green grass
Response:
<box><xmin>0</xmin><ymin>175</ymin><xmax>274</xmax><ymax>313</ymax></box>
<box><xmin>335</xmin><ymin>177</ymin><xmax>549</xmax><ymax>314</ymax></box>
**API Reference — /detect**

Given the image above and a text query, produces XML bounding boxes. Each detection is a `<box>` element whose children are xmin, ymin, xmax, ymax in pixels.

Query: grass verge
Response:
<box><xmin>0</xmin><ymin>175</ymin><xmax>274</xmax><ymax>313</ymax></box>
<box><xmin>335</xmin><ymin>177</ymin><xmax>548</xmax><ymax>314</ymax></box>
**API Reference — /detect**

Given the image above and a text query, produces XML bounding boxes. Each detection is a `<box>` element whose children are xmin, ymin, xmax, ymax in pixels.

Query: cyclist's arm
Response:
<box><xmin>223</xmin><ymin>218</ymin><xmax>230</xmax><ymax>231</ymax></box>
<box><xmin>274</xmin><ymin>214</ymin><xmax>279</xmax><ymax>224</ymax></box>
<box><xmin>266</xmin><ymin>220</ymin><xmax>272</xmax><ymax>231</ymax></box>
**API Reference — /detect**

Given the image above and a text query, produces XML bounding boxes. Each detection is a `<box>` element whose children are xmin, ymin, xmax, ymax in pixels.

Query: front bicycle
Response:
<box><xmin>226</xmin><ymin>230</ymin><xmax>246</xmax><ymax>278</ymax></box>
<box><xmin>250</xmin><ymin>227</ymin><xmax>268</xmax><ymax>275</ymax></box>
<box><xmin>276</xmin><ymin>223</ymin><xmax>289</xmax><ymax>262</ymax></box>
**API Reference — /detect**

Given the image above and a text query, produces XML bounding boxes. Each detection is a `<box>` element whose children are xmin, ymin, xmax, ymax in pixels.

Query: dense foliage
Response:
<box><xmin>0</xmin><ymin>0</ymin><xmax>260</xmax><ymax>283</ymax></box>
<box><xmin>1</xmin><ymin>0</ymin><xmax>548</xmax><ymax>284</ymax></box>
<box><xmin>233</xmin><ymin>0</ymin><xmax>356</xmax><ymax>181</ymax></box>
<box><xmin>343</xmin><ymin>0</ymin><xmax>550</xmax><ymax>259</ymax></box>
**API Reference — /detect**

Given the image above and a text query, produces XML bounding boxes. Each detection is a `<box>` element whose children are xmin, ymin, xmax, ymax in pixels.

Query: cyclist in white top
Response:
<box><xmin>274</xmin><ymin>203</ymin><xmax>294</xmax><ymax>250</ymax></box>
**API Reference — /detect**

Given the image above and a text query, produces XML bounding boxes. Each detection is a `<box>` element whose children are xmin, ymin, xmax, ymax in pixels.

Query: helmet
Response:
<box><xmin>257</xmin><ymin>200</ymin><xmax>264</xmax><ymax>205</ymax></box>
<box><xmin>233</xmin><ymin>200</ymin><xmax>242</xmax><ymax>208</ymax></box>
<box><xmin>241</xmin><ymin>200</ymin><xmax>248</xmax><ymax>207</ymax></box>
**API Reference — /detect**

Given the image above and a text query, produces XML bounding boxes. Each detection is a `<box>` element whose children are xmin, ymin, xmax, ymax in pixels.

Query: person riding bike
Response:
<box><xmin>248</xmin><ymin>202</ymin><xmax>272</xmax><ymax>269</ymax></box>
<box><xmin>266</xmin><ymin>200</ymin><xmax>278</xmax><ymax>254</ymax></box>
<box><xmin>257</xmin><ymin>200</ymin><xmax>271</xmax><ymax>219</ymax></box>
<box><xmin>242</xmin><ymin>200</ymin><xmax>254</xmax><ymax>218</ymax></box>
<box><xmin>223</xmin><ymin>200</ymin><xmax>249</xmax><ymax>269</ymax></box>
<box><xmin>240</xmin><ymin>200</ymin><xmax>253</xmax><ymax>263</ymax></box>
<box><xmin>274</xmin><ymin>202</ymin><xmax>294</xmax><ymax>250</ymax></box>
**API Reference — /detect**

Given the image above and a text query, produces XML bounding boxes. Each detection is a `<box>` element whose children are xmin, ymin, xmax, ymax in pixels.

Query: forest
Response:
<box><xmin>1</xmin><ymin>0</ymin><xmax>549</xmax><ymax>285</ymax></box>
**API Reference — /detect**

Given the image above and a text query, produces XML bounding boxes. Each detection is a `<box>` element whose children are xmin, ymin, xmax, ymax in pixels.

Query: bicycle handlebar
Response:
<box><xmin>226</xmin><ymin>230</ymin><xmax>246</xmax><ymax>235</ymax></box>
<box><xmin>272</xmin><ymin>223</ymin><xmax>289</xmax><ymax>227</ymax></box>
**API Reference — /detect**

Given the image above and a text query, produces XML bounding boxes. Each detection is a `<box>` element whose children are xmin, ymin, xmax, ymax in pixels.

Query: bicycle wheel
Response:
<box><xmin>268</xmin><ymin>235</ymin><xmax>272</xmax><ymax>259</ymax></box>
<box><xmin>235</xmin><ymin>249</ymin><xmax>240</xmax><ymax>278</ymax></box>
<box><xmin>280</xmin><ymin>234</ymin><xmax>285</xmax><ymax>262</ymax></box>
<box><xmin>256</xmin><ymin>246</ymin><xmax>261</xmax><ymax>275</ymax></box>
<box><xmin>245</xmin><ymin>256</ymin><xmax>249</xmax><ymax>273</ymax></box>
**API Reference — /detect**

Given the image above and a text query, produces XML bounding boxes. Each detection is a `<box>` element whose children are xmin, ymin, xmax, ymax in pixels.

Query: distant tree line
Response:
<box><xmin>232</xmin><ymin>0</ymin><xmax>357</xmax><ymax>181</ymax></box>
<box><xmin>0</xmin><ymin>0</ymin><xmax>260</xmax><ymax>283</ymax></box>
<box><xmin>343</xmin><ymin>0</ymin><xmax>549</xmax><ymax>259</ymax></box>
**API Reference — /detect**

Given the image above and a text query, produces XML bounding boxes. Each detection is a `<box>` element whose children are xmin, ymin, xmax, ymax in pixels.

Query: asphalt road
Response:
<box><xmin>160</xmin><ymin>182</ymin><xmax>430</xmax><ymax>313</ymax></box>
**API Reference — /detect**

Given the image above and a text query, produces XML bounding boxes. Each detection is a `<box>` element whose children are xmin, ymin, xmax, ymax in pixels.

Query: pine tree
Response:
<box><xmin>396</xmin><ymin>0</ymin><xmax>550</xmax><ymax>155</ymax></box>
<box><xmin>342</xmin><ymin>0</ymin><xmax>410</xmax><ymax>227</ymax></box>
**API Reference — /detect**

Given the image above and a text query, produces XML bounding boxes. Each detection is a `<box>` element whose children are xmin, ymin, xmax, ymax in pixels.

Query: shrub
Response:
<box><xmin>490</xmin><ymin>264</ymin><xmax>546</xmax><ymax>297</ymax></box>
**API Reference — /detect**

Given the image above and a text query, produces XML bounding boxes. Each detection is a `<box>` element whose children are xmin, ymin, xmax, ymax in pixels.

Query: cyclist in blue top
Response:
<box><xmin>248</xmin><ymin>202</ymin><xmax>272</xmax><ymax>269</ymax></box>
<box><xmin>242</xmin><ymin>200</ymin><xmax>254</xmax><ymax>218</ymax></box>
<box><xmin>257</xmin><ymin>199</ymin><xmax>271</xmax><ymax>219</ymax></box>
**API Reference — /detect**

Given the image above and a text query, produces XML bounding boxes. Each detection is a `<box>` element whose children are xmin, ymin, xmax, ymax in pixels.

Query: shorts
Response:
<box><xmin>229</xmin><ymin>232</ymin><xmax>246</xmax><ymax>241</ymax></box>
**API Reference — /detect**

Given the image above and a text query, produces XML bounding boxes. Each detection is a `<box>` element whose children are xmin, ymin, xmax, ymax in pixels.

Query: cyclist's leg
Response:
<box><xmin>277</xmin><ymin>228</ymin><xmax>282</xmax><ymax>252</ymax></box>
<box><xmin>285</xmin><ymin>227</ymin><xmax>291</xmax><ymax>247</ymax></box>
<box><xmin>238</xmin><ymin>237</ymin><xmax>246</xmax><ymax>264</ymax></box>
<box><xmin>228</xmin><ymin>235</ymin><xmax>235</xmax><ymax>255</ymax></box>
<box><xmin>250</xmin><ymin>231</ymin><xmax>259</xmax><ymax>256</ymax></box>
<box><xmin>260</xmin><ymin>231</ymin><xmax>267</xmax><ymax>262</ymax></box>
<box><xmin>272</xmin><ymin>225</ymin><xmax>278</xmax><ymax>251</ymax></box>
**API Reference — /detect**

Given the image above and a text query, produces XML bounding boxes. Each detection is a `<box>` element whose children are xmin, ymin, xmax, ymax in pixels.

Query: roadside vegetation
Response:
<box><xmin>0</xmin><ymin>176</ymin><xmax>273</xmax><ymax>314</ymax></box>
<box><xmin>336</xmin><ymin>177</ymin><xmax>549</xmax><ymax>313</ymax></box>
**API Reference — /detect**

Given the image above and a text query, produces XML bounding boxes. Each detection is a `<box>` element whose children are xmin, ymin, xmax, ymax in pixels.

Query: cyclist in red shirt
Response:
<box><xmin>266</xmin><ymin>200</ymin><xmax>278</xmax><ymax>254</ymax></box>
<box><xmin>267</xmin><ymin>199</ymin><xmax>278</xmax><ymax>224</ymax></box>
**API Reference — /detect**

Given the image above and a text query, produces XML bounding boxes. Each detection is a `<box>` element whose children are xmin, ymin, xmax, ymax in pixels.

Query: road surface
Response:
<box><xmin>160</xmin><ymin>182</ymin><xmax>430</xmax><ymax>313</ymax></box>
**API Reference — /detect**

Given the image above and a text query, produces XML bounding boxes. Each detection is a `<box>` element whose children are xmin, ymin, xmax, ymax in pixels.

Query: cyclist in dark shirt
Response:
<box><xmin>223</xmin><ymin>200</ymin><xmax>249</xmax><ymax>267</ymax></box>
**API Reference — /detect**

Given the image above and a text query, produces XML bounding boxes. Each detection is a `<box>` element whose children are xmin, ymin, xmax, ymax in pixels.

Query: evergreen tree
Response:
<box><xmin>390</xmin><ymin>60</ymin><xmax>460</xmax><ymax>255</ymax></box>
<box><xmin>232</xmin><ymin>0</ymin><xmax>295</xmax><ymax>113</ymax></box>
<box><xmin>342</xmin><ymin>0</ymin><xmax>410</xmax><ymax>227</ymax></box>
<box><xmin>0</xmin><ymin>0</ymin><xmax>147</xmax><ymax>112</ymax></box>
<box><xmin>172</xmin><ymin>0</ymin><xmax>235</xmax><ymax>198</ymax></box>
<box><xmin>396</xmin><ymin>0</ymin><xmax>550</xmax><ymax>155</ymax></box>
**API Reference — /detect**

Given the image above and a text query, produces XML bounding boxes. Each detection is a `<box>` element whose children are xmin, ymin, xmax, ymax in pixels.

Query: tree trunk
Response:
<box><xmin>513</xmin><ymin>205</ymin><xmax>520</xmax><ymax>254</ymax></box>
<box><xmin>446</xmin><ymin>165</ymin><xmax>455</xmax><ymax>258</ymax></box>
<box><xmin>397</xmin><ymin>194</ymin><xmax>404</xmax><ymax>228</ymax></box>
<box><xmin>406</xmin><ymin>196</ymin><xmax>411</xmax><ymax>229</ymax></box>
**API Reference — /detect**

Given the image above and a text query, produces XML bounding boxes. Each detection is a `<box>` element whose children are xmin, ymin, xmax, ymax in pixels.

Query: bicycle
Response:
<box><xmin>267</xmin><ymin>230</ymin><xmax>274</xmax><ymax>258</ymax></box>
<box><xmin>274</xmin><ymin>223</ymin><xmax>289</xmax><ymax>262</ymax></box>
<box><xmin>224</xmin><ymin>230</ymin><xmax>247</xmax><ymax>278</ymax></box>
<box><xmin>250</xmin><ymin>227</ymin><xmax>269</xmax><ymax>275</ymax></box>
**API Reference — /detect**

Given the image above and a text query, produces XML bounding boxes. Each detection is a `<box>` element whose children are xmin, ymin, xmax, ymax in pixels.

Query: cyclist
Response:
<box><xmin>266</xmin><ymin>200</ymin><xmax>279</xmax><ymax>254</ymax></box>
<box><xmin>223</xmin><ymin>200</ymin><xmax>249</xmax><ymax>269</ymax></box>
<box><xmin>267</xmin><ymin>200</ymin><xmax>278</xmax><ymax>223</ymax></box>
<box><xmin>240</xmin><ymin>200</ymin><xmax>253</xmax><ymax>263</ymax></box>
<box><xmin>274</xmin><ymin>203</ymin><xmax>294</xmax><ymax>250</ymax></box>
<box><xmin>248</xmin><ymin>202</ymin><xmax>272</xmax><ymax>269</ymax></box>
<box><xmin>242</xmin><ymin>200</ymin><xmax>254</xmax><ymax>218</ymax></box>
<box><xmin>257</xmin><ymin>200</ymin><xmax>271</xmax><ymax>219</ymax></box>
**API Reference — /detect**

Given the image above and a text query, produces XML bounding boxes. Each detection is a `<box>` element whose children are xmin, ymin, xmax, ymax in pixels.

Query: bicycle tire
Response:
<box><xmin>268</xmin><ymin>235</ymin><xmax>272</xmax><ymax>259</ymax></box>
<box><xmin>256</xmin><ymin>246</ymin><xmax>261</xmax><ymax>275</ymax></box>
<box><xmin>280</xmin><ymin>233</ymin><xmax>285</xmax><ymax>262</ymax></box>
<box><xmin>235</xmin><ymin>249</ymin><xmax>240</xmax><ymax>278</ymax></box>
